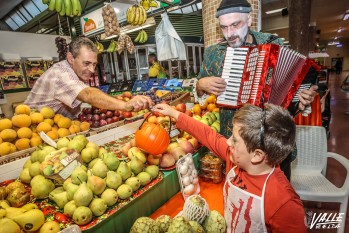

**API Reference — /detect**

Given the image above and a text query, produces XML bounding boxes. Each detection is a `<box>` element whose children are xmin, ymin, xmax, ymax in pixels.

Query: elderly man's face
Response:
<box><xmin>219</xmin><ymin>12</ymin><xmax>251</xmax><ymax>48</ymax></box>
<box><xmin>68</xmin><ymin>46</ymin><xmax>97</xmax><ymax>82</ymax></box>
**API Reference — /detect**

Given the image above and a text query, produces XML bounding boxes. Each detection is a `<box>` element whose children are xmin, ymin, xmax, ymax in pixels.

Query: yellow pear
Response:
<box><xmin>39</xmin><ymin>221</ymin><xmax>60</xmax><ymax>233</ymax></box>
<box><xmin>21</xmin><ymin>203</ymin><xmax>38</xmax><ymax>211</ymax></box>
<box><xmin>5</xmin><ymin>207</ymin><xmax>26</xmax><ymax>219</ymax></box>
<box><xmin>12</xmin><ymin>209</ymin><xmax>45</xmax><ymax>232</ymax></box>
<box><xmin>0</xmin><ymin>218</ymin><xmax>21</xmax><ymax>233</ymax></box>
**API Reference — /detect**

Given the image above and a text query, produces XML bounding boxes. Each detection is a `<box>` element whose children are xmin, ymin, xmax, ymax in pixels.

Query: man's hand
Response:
<box><xmin>197</xmin><ymin>77</ymin><xmax>226</xmax><ymax>96</ymax></box>
<box><xmin>298</xmin><ymin>85</ymin><xmax>318</xmax><ymax>111</ymax></box>
<box><xmin>153</xmin><ymin>104</ymin><xmax>180</xmax><ymax>120</ymax></box>
<box><xmin>125</xmin><ymin>95</ymin><xmax>154</xmax><ymax>112</ymax></box>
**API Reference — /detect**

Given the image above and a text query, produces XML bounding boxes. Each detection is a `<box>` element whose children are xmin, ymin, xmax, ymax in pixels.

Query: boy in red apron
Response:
<box><xmin>154</xmin><ymin>103</ymin><xmax>307</xmax><ymax>233</ymax></box>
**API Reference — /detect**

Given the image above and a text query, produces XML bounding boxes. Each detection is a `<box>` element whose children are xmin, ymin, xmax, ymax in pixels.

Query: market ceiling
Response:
<box><xmin>0</xmin><ymin>0</ymin><xmax>348</xmax><ymax>47</ymax></box>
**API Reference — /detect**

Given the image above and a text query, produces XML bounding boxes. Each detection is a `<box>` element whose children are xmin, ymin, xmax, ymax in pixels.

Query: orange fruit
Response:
<box><xmin>207</xmin><ymin>103</ymin><xmax>217</xmax><ymax>112</ymax></box>
<box><xmin>213</xmin><ymin>108</ymin><xmax>220</xmax><ymax>112</ymax></box>
<box><xmin>200</xmin><ymin>102</ymin><xmax>208</xmax><ymax>110</ymax></box>
<box><xmin>193</xmin><ymin>104</ymin><xmax>202</xmax><ymax>115</ymax></box>
<box><xmin>206</xmin><ymin>95</ymin><xmax>217</xmax><ymax>104</ymax></box>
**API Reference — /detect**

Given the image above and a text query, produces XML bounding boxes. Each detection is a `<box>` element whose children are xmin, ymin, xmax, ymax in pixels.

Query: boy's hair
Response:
<box><xmin>233</xmin><ymin>104</ymin><xmax>296</xmax><ymax>165</ymax></box>
<box><xmin>148</xmin><ymin>53</ymin><xmax>158</xmax><ymax>61</ymax></box>
<box><xmin>69</xmin><ymin>37</ymin><xmax>98</xmax><ymax>58</ymax></box>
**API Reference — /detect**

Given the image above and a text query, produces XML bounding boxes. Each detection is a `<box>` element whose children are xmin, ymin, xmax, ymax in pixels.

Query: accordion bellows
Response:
<box><xmin>217</xmin><ymin>44</ymin><xmax>319</xmax><ymax>109</ymax></box>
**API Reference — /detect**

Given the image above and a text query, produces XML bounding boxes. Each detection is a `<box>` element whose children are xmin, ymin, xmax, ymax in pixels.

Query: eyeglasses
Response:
<box><xmin>260</xmin><ymin>95</ymin><xmax>266</xmax><ymax>149</ymax></box>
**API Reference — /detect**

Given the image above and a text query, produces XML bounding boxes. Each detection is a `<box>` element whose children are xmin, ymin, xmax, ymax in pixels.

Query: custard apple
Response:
<box><xmin>203</xmin><ymin>210</ymin><xmax>226</xmax><ymax>233</ymax></box>
<box><xmin>189</xmin><ymin>221</ymin><xmax>205</xmax><ymax>233</ymax></box>
<box><xmin>130</xmin><ymin>217</ymin><xmax>160</xmax><ymax>233</ymax></box>
<box><xmin>167</xmin><ymin>216</ymin><xmax>194</xmax><ymax>233</ymax></box>
<box><xmin>155</xmin><ymin>215</ymin><xmax>172</xmax><ymax>233</ymax></box>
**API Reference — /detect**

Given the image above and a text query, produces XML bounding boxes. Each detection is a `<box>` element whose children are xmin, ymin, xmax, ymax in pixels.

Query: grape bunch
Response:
<box><xmin>142</xmin><ymin>89</ymin><xmax>163</xmax><ymax>104</ymax></box>
<box><xmin>55</xmin><ymin>37</ymin><xmax>68</xmax><ymax>61</ymax></box>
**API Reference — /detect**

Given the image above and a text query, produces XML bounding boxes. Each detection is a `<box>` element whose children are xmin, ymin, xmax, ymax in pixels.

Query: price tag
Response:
<box><xmin>170</xmin><ymin>128</ymin><xmax>180</xmax><ymax>138</ymax></box>
<box><xmin>39</xmin><ymin>131</ymin><xmax>57</xmax><ymax>148</ymax></box>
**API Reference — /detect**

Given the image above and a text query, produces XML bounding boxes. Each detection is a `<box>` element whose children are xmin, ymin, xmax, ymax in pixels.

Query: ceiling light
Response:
<box><xmin>338</xmin><ymin>27</ymin><xmax>343</xmax><ymax>33</ymax></box>
<box><xmin>328</xmin><ymin>41</ymin><xmax>340</xmax><ymax>46</ymax></box>
<box><xmin>265</xmin><ymin>8</ymin><xmax>286</xmax><ymax>15</ymax></box>
<box><xmin>344</xmin><ymin>11</ymin><xmax>349</xmax><ymax>20</ymax></box>
<box><xmin>336</xmin><ymin>44</ymin><xmax>343</xmax><ymax>47</ymax></box>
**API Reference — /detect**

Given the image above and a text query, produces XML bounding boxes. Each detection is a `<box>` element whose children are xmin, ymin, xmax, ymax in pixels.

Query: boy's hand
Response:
<box><xmin>153</xmin><ymin>104</ymin><xmax>180</xmax><ymax>120</ymax></box>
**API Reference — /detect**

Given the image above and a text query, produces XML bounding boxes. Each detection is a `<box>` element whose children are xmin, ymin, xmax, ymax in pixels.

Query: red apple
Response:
<box><xmin>100</xmin><ymin>113</ymin><xmax>107</xmax><ymax>120</ymax></box>
<box><xmin>122</xmin><ymin>111</ymin><xmax>132</xmax><ymax>118</ymax></box>
<box><xmin>147</xmin><ymin>154</ymin><xmax>160</xmax><ymax>165</ymax></box>
<box><xmin>82</xmin><ymin>107</ymin><xmax>91</xmax><ymax>115</ymax></box>
<box><xmin>184</xmin><ymin>110</ymin><xmax>193</xmax><ymax>117</ymax></box>
<box><xmin>121</xmin><ymin>142</ymin><xmax>131</xmax><ymax>156</ymax></box>
<box><xmin>167</xmin><ymin>142</ymin><xmax>179</xmax><ymax>153</ymax></box>
<box><xmin>123</xmin><ymin>91</ymin><xmax>132</xmax><ymax>98</ymax></box>
<box><xmin>176</xmin><ymin>103</ymin><xmax>186</xmax><ymax>113</ymax></box>
<box><xmin>170</xmin><ymin>147</ymin><xmax>186</xmax><ymax>161</ymax></box>
<box><xmin>93</xmin><ymin>114</ymin><xmax>100</xmax><ymax>121</ymax></box>
<box><xmin>106</xmin><ymin>118</ymin><xmax>113</xmax><ymax>124</ymax></box>
<box><xmin>111</xmin><ymin>116</ymin><xmax>119</xmax><ymax>122</ymax></box>
<box><xmin>178</xmin><ymin>140</ymin><xmax>194</xmax><ymax>154</ymax></box>
<box><xmin>100</xmin><ymin>109</ymin><xmax>107</xmax><ymax>114</ymax></box>
<box><xmin>106</xmin><ymin>110</ymin><xmax>113</xmax><ymax>118</ymax></box>
<box><xmin>100</xmin><ymin>119</ymin><xmax>108</xmax><ymax>126</ymax></box>
<box><xmin>79</xmin><ymin>114</ymin><xmax>87</xmax><ymax>122</ymax></box>
<box><xmin>188</xmin><ymin>138</ymin><xmax>199</xmax><ymax>150</ymax></box>
<box><xmin>113</xmin><ymin>110</ymin><xmax>120</xmax><ymax>117</ymax></box>
<box><xmin>148</xmin><ymin>116</ymin><xmax>157</xmax><ymax>123</ymax></box>
<box><xmin>116</xmin><ymin>95</ymin><xmax>124</xmax><ymax>100</ymax></box>
<box><xmin>130</xmin><ymin>138</ymin><xmax>137</xmax><ymax>147</ymax></box>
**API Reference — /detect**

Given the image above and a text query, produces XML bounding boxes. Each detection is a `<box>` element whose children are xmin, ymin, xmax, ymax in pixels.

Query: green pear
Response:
<box><xmin>125</xmin><ymin>177</ymin><xmax>141</xmax><ymax>192</ymax></box>
<box><xmin>116</xmin><ymin>184</ymin><xmax>133</xmax><ymax>200</ymax></box>
<box><xmin>203</xmin><ymin>114</ymin><xmax>213</xmax><ymax>125</ymax></box>
<box><xmin>103</xmin><ymin>152</ymin><xmax>120</xmax><ymax>171</ymax></box>
<box><xmin>81</xmin><ymin>165</ymin><xmax>88</xmax><ymax>172</ymax></box>
<box><xmin>72</xmin><ymin>206</ymin><xmax>92</xmax><ymax>225</ymax></box>
<box><xmin>63</xmin><ymin>200</ymin><xmax>77</xmax><ymax>217</ymax></box>
<box><xmin>134</xmin><ymin>151</ymin><xmax>147</xmax><ymax>163</ymax></box>
<box><xmin>5</xmin><ymin>207</ymin><xmax>27</xmax><ymax>219</ymax></box>
<box><xmin>38</xmin><ymin>146</ymin><xmax>56</xmax><ymax>162</ymax></box>
<box><xmin>0</xmin><ymin>218</ymin><xmax>21</xmax><ymax>233</ymax></box>
<box><xmin>43</xmin><ymin>164</ymin><xmax>54</xmax><ymax>176</ymax></box>
<box><xmin>85</xmin><ymin>141</ymin><xmax>99</xmax><ymax>151</ymax></box>
<box><xmin>66</xmin><ymin>183</ymin><xmax>79</xmax><ymax>201</ymax></box>
<box><xmin>67</xmin><ymin>140</ymin><xmax>84</xmax><ymax>153</ymax></box>
<box><xmin>30</xmin><ymin>175</ymin><xmax>46</xmax><ymax>187</ymax></box>
<box><xmin>12</xmin><ymin>209</ymin><xmax>45</xmax><ymax>232</ymax></box>
<box><xmin>207</xmin><ymin>112</ymin><xmax>217</xmax><ymax>122</ymax></box>
<box><xmin>0</xmin><ymin>209</ymin><xmax>6</xmax><ymax>219</ymax></box>
<box><xmin>21</xmin><ymin>203</ymin><xmax>38</xmax><ymax>211</ymax></box>
<box><xmin>19</xmin><ymin>168</ymin><xmax>32</xmax><ymax>184</ymax></box>
<box><xmin>88</xmin><ymin>158</ymin><xmax>102</xmax><ymax>169</ymax></box>
<box><xmin>57</xmin><ymin>137</ymin><xmax>70</xmax><ymax>149</ymax></box>
<box><xmin>92</xmin><ymin>160</ymin><xmax>109</xmax><ymax>178</ymax></box>
<box><xmin>105</xmin><ymin>171</ymin><xmax>122</xmax><ymax>189</ymax></box>
<box><xmin>71</xmin><ymin>167</ymin><xmax>87</xmax><ymax>185</ymax></box>
<box><xmin>116</xmin><ymin>162</ymin><xmax>132</xmax><ymax>181</ymax></box>
<box><xmin>137</xmin><ymin>172</ymin><xmax>152</xmax><ymax>186</ymax></box>
<box><xmin>39</xmin><ymin>221</ymin><xmax>60</xmax><ymax>233</ymax></box>
<box><xmin>89</xmin><ymin>198</ymin><xmax>107</xmax><ymax>216</ymax></box>
<box><xmin>63</xmin><ymin>178</ymin><xmax>72</xmax><ymax>190</ymax></box>
<box><xmin>49</xmin><ymin>191</ymin><xmax>68</xmax><ymax>209</ymax></box>
<box><xmin>98</xmin><ymin>147</ymin><xmax>108</xmax><ymax>159</ymax></box>
<box><xmin>30</xmin><ymin>150</ymin><xmax>40</xmax><ymax>163</ymax></box>
<box><xmin>200</xmin><ymin>118</ymin><xmax>210</xmax><ymax>126</ymax></box>
<box><xmin>50</xmin><ymin>187</ymin><xmax>65</xmax><ymax>195</ymax></box>
<box><xmin>145</xmin><ymin>165</ymin><xmax>159</xmax><ymax>179</ymax></box>
<box><xmin>29</xmin><ymin>162</ymin><xmax>43</xmax><ymax>177</ymax></box>
<box><xmin>87</xmin><ymin>175</ymin><xmax>106</xmax><ymax>195</ymax></box>
<box><xmin>81</xmin><ymin>147</ymin><xmax>99</xmax><ymax>164</ymax></box>
<box><xmin>213</xmin><ymin>112</ymin><xmax>220</xmax><ymax>121</ymax></box>
<box><xmin>73</xmin><ymin>182</ymin><xmax>93</xmax><ymax>207</ymax></box>
<box><xmin>101</xmin><ymin>189</ymin><xmax>118</xmax><ymax>206</ymax></box>
<box><xmin>73</xmin><ymin>135</ymin><xmax>88</xmax><ymax>147</ymax></box>
<box><xmin>31</xmin><ymin>178</ymin><xmax>55</xmax><ymax>199</ymax></box>
<box><xmin>23</xmin><ymin>159</ymin><xmax>32</xmax><ymax>169</ymax></box>
<box><xmin>130</xmin><ymin>156</ymin><xmax>144</xmax><ymax>175</ymax></box>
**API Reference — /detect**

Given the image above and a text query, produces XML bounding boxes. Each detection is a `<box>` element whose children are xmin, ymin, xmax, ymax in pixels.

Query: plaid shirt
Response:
<box><xmin>25</xmin><ymin>60</ymin><xmax>89</xmax><ymax>118</ymax></box>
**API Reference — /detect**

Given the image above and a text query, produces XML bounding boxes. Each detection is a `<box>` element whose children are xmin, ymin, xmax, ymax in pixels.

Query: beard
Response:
<box><xmin>225</xmin><ymin>24</ymin><xmax>249</xmax><ymax>48</ymax></box>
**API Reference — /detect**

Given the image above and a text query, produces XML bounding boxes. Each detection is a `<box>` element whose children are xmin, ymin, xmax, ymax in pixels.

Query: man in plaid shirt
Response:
<box><xmin>25</xmin><ymin>37</ymin><xmax>153</xmax><ymax>118</ymax></box>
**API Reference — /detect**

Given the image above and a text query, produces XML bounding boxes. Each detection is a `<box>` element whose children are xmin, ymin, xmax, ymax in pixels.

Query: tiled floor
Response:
<box><xmin>306</xmin><ymin>71</ymin><xmax>349</xmax><ymax>233</ymax></box>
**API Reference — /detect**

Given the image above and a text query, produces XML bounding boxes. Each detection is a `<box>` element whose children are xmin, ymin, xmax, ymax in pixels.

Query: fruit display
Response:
<box><xmin>1</xmin><ymin>134</ymin><xmax>162</xmax><ymax>230</ymax></box>
<box><xmin>134</xmin><ymin>30</ymin><xmax>148</xmax><ymax>44</ymax></box>
<box><xmin>102</xmin><ymin>4</ymin><xmax>120</xmax><ymax>38</ymax></box>
<box><xmin>106</xmin><ymin>40</ymin><xmax>118</xmax><ymax>53</ymax></box>
<box><xmin>95</xmin><ymin>41</ymin><xmax>104</xmax><ymax>53</ymax></box>
<box><xmin>140</xmin><ymin>0</ymin><xmax>159</xmax><ymax>11</ymax></box>
<box><xmin>55</xmin><ymin>37</ymin><xmax>68</xmax><ymax>61</ymax></box>
<box><xmin>78</xmin><ymin>107</ymin><xmax>124</xmax><ymax>128</ymax></box>
<box><xmin>161</xmin><ymin>91</ymin><xmax>188</xmax><ymax>103</ymax></box>
<box><xmin>131</xmin><ymin>209</ymin><xmax>226</xmax><ymax>233</ymax></box>
<box><xmin>0</xmin><ymin>105</ymin><xmax>90</xmax><ymax>157</ymax></box>
<box><xmin>176</xmin><ymin>154</ymin><xmax>200</xmax><ymax>198</ymax></box>
<box><xmin>192</xmin><ymin>111</ymin><xmax>220</xmax><ymax>132</ymax></box>
<box><xmin>126</xmin><ymin>5</ymin><xmax>147</xmax><ymax>26</ymax></box>
<box><xmin>117</xmin><ymin>34</ymin><xmax>135</xmax><ymax>54</ymax></box>
<box><xmin>193</xmin><ymin>94</ymin><xmax>219</xmax><ymax>115</ymax></box>
<box><xmin>44</xmin><ymin>0</ymin><xmax>82</xmax><ymax>17</ymax></box>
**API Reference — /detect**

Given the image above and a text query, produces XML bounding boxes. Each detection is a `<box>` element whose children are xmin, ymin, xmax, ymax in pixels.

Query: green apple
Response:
<box><xmin>193</xmin><ymin>115</ymin><xmax>202</xmax><ymax>121</ymax></box>
<box><xmin>200</xmin><ymin>118</ymin><xmax>210</xmax><ymax>125</ymax></box>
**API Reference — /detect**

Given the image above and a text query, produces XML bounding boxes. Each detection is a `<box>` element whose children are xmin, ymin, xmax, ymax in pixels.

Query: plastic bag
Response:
<box><xmin>176</xmin><ymin>153</ymin><xmax>200</xmax><ymax>199</ymax></box>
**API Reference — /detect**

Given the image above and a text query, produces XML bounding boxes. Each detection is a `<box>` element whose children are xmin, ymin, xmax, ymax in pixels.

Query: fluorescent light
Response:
<box><xmin>338</xmin><ymin>27</ymin><xmax>343</xmax><ymax>33</ymax></box>
<box><xmin>328</xmin><ymin>41</ymin><xmax>340</xmax><ymax>46</ymax></box>
<box><xmin>336</xmin><ymin>44</ymin><xmax>343</xmax><ymax>47</ymax></box>
<box><xmin>265</xmin><ymin>8</ymin><xmax>285</xmax><ymax>15</ymax></box>
<box><xmin>344</xmin><ymin>11</ymin><xmax>349</xmax><ymax>20</ymax></box>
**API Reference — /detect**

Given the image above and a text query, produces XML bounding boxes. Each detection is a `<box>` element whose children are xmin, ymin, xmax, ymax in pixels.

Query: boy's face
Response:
<box><xmin>226</xmin><ymin>123</ymin><xmax>253</xmax><ymax>169</ymax></box>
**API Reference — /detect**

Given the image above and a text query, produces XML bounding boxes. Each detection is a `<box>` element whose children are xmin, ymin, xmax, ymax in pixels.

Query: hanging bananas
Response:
<box><xmin>140</xmin><ymin>0</ymin><xmax>158</xmax><ymax>11</ymax></box>
<box><xmin>43</xmin><ymin>0</ymin><xmax>82</xmax><ymax>17</ymax></box>
<box><xmin>95</xmin><ymin>41</ymin><xmax>104</xmax><ymax>53</ymax></box>
<box><xmin>107</xmin><ymin>40</ymin><xmax>118</xmax><ymax>53</ymax></box>
<box><xmin>134</xmin><ymin>30</ymin><xmax>148</xmax><ymax>44</ymax></box>
<box><xmin>126</xmin><ymin>5</ymin><xmax>147</xmax><ymax>26</ymax></box>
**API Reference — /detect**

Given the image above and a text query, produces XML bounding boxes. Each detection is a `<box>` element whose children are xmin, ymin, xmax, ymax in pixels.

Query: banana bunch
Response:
<box><xmin>95</xmin><ymin>41</ymin><xmax>104</xmax><ymax>53</ymax></box>
<box><xmin>140</xmin><ymin>0</ymin><xmax>159</xmax><ymax>11</ymax></box>
<box><xmin>134</xmin><ymin>30</ymin><xmax>148</xmax><ymax>44</ymax></box>
<box><xmin>43</xmin><ymin>0</ymin><xmax>82</xmax><ymax>17</ymax></box>
<box><xmin>107</xmin><ymin>40</ymin><xmax>118</xmax><ymax>53</ymax></box>
<box><xmin>126</xmin><ymin>5</ymin><xmax>147</xmax><ymax>26</ymax></box>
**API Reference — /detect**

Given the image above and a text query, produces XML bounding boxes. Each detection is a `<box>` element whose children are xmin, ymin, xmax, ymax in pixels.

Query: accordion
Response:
<box><xmin>216</xmin><ymin>44</ymin><xmax>319</xmax><ymax>109</ymax></box>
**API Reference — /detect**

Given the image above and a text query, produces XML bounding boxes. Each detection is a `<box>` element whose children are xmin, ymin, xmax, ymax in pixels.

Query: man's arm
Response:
<box><xmin>77</xmin><ymin>87</ymin><xmax>153</xmax><ymax>112</ymax></box>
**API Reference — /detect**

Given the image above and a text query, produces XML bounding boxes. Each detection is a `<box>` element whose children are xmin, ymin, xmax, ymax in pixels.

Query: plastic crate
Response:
<box><xmin>132</xmin><ymin>80</ymin><xmax>149</xmax><ymax>92</ymax></box>
<box><xmin>120</xmin><ymin>80</ymin><xmax>135</xmax><ymax>92</ymax></box>
<box><xmin>107</xmin><ymin>83</ymin><xmax>123</xmax><ymax>94</ymax></box>
<box><xmin>147</xmin><ymin>78</ymin><xmax>167</xmax><ymax>90</ymax></box>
